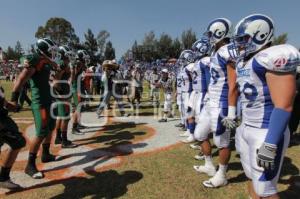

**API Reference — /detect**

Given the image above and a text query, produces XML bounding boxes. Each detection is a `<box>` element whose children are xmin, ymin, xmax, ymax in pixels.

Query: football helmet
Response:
<box><xmin>232</xmin><ymin>14</ymin><xmax>274</xmax><ymax>59</ymax></box>
<box><xmin>59</xmin><ymin>45</ymin><xmax>75</xmax><ymax>62</ymax></box>
<box><xmin>177</xmin><ymin>50</ymin><xmax>195</xmax><ymax>66</ymax></box>
<box><xmin>192</xmin><ymin>37</ymin><xmax>212</xmax><ymax>59</ymax></box>
<box><xmin>36</xmin><ymin>38</ymin><xmax>59</xmax><ymax>62</ymax></box>
<box><xmin>76</xmin><ymin>50</ymin><xmax>90</xmax><ymax>64</ymax></box>
<box><xmin>205</xmin><ymin>18</ymin><xmax>232</xmax><ymax>45</ymax></box>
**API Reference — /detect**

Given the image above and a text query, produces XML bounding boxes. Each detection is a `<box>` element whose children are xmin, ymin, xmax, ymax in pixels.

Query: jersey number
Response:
<box><xmin>242</xmin><ymin>82</ymin><xmax>258</xmax><ymax>108</ymax></box>
<box><xmin>210</xmin><ymin>68</ymin><xmax>219</xmax><ymax>85</ymax></box>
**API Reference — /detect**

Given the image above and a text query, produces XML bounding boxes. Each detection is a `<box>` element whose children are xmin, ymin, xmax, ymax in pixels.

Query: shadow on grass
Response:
<box><xmin>278</xmin><ymin>157</ymin><xmax>300</xmax><ymax>198</ymax></box>
<box><xmin>9</xmin><ymin>170</ymin><xmax>143</xmax><ymax>199</ymax></box>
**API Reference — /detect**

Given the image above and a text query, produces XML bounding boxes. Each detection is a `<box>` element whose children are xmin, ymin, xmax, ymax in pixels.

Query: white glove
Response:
<box><xmin>221</xmin><ymin>106</ymin><xmax>237</xmax><ymax>130</ymax></box>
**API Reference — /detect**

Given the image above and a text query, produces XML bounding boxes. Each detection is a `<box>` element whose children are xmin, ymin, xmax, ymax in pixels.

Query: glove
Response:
<box><xmin>221</xmin><ymin>106</ymin><xmax>237</xmax><ymax>130</ymax></box>
<box><xmin>256</xmin><ymin>142</ymin><xmax>277</xmax><ymax>170</ymax></box>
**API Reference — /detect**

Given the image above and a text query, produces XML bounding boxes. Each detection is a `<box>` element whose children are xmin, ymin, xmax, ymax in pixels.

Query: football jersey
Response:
<box><xmin>176</xmin><ymin>67</ymin><xmax>184</xmax><ymax>94</ymax></box>
<box><xmin>160</xmin><ymin>76</ymin><xmax>173</xmax><ymax>93</ymax></box>
<box><xmin>22</xmin><ymin>53</ymin><xmax>54</xmax><ymax>107</ymax></box>
<box><xmin>208</xmin><ymin>44</ymin><xmax>231</xmax><ymax>108</ymax></box>
<box><xmin>192</xmin><ymin>56</ymin><xmax>210</xmax><ymax>92</ymax></box>
<box><xmin>181</xmin><ymin>63</ymin><xmax>193</xmax><ymax>92</ymax></box>
<box><xmin>236</xmin><ymin>44</ymin><xmax>300</xmax><ymax>128</ymax></box>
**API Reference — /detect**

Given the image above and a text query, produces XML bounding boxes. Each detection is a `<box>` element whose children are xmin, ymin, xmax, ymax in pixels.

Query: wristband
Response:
<box><xmin>11</xmin><ymin>91</ymin><xmax>20</xmax><ymax>102</ymax></box>
<box><xmin>265</xmin><ymin>108</ymin><xmax>291</xmax><ymax>145</ymax></box>
<box><xmin>228</xmin><ymin>106</ymin><xmax>236</xmax><ymax>119</ymax></box>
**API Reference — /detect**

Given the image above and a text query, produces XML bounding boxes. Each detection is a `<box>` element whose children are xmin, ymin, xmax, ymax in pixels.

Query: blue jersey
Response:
<box><xmin>192</xmin><ymin>57</ymin><xmax>210</xmax><ymax>92</ymax></box>
<box><xmin>208</xmin><ymin>44</ymin><xmax>232</xmax><ymax>108</ymax></box>
<box><xmin>236</xmin><ymin>44</ymin><xmax>300</xmax><ymax>128</ymax></box>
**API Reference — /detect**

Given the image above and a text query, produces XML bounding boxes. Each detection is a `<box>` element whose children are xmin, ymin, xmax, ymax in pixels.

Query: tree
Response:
<box><xmin>142</xmin><ymin>31</ymin><xmax>158</xmax><ymax>61</ymax></box>
<box><xmin>97</xmin><ymin>30</ymin><xmax>110</xmax><ymax>59</ymax></box>
<box><xmin>84</xmin><ymin>29</ymin><xmax>98</xmax><ymax>64</ymax></box>
<box><xmin>273</xmin><ymin>33</ymin><xmax>288</xmax><ymax>45</ymax></box>
<box><xmin>170</xmin><ymin>38</ymin><xmax>182</xmax><ymax>58</ymax></box>
<box><xmin>181</xmin><ymin>28</ymin><xmax>197</xmax><ymax>49</ymax></box>
<box><xmin>5</xmin><ymin>46</ymin><xmax>17</xmax><ymax>60</ymax></box>
<box><xmin>157</xmin><ymin>33</ymin><xmax>173</xmax><ymax>59</ymax></box>
<box><xmin>35</xmin><ymin>17</ymin><xmax>79</xmax><ymax>46</ymax></box>
<box><xmin>14</xmin><ymin>41</ymin><xmax>23</xmax><ymax>58</ymax></box>
<box><xmin>104</xmin><ymin>41</ymin><xmax>115</xmax><ymax>60</ymax></box>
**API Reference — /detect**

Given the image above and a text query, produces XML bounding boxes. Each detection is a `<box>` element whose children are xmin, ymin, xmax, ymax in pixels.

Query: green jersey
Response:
<box><xmin>22</xmin><ymin>53</ymin><xmax>53</xmax><ymax>107</ymax></box>
<box><xmin>56</xmin><ymin>60</ymin><xmax>71</xmax><ymax>96</ymax></box>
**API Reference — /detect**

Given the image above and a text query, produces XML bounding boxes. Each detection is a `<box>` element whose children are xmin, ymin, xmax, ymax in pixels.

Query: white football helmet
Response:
<box><xmin>177</xmin><ymin>50</ymin><xmax>195</xmax><ymax>67</ymax></box>
<box><xmin>232</xmin><ymin>14</ymin><xmax>274</xmax><ymax>58</ymax></box>
<box><xmin>192</xmin><ymin>37</ymin><xmax>212</xmax><ymax>59</ymax></box>
<box><xmin>205</xmin><ymin>18</ymin><xmax>232</xmax><ymax>45</ymax></box>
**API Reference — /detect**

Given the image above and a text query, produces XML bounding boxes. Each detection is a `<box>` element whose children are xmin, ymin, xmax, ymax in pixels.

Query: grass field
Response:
<box><xmin>0</xmin><ymin>80</ymin><xmax>300</xmax><ymax>199</ymax></box>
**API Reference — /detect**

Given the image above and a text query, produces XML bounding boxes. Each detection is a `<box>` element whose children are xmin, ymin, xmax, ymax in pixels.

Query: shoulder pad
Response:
<box><xmin>217</xmin><ymin>44</ymin><xmax>231</xmax><ymax>62</ymax></box>
<box><xmin>200</xmin><ymin>56</ymin><xmax>210</xmax><ymax>67</ymax></box>
<box><xmin>255</xmin><ymin>44</ymin><xmax>300</xmax><ymax>73</ymax></box>
<box><xmin>185</xmin><ymin>63</ymin><xmax>195</xmax><ymax>72</ymax></box>
<box><xmin>21</xmin><ymin>53</ymin><xmax>40</xmax><ymax>68</ymax></box>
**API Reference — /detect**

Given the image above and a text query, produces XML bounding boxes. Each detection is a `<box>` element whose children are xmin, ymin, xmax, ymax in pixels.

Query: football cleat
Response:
<box><xmin>203</xmin><ymin>173</ymin><xmax>228</xmax><ymax>188</ymax></box>
<box><xmin>181</xmin><ymin>135</ymin><xmax>195</xmax><ymax>143</ymax></box>
<box><xmin>193</xmin><ymin>165</ymin><xmax>216</xmax><ymax>177</ymax></box>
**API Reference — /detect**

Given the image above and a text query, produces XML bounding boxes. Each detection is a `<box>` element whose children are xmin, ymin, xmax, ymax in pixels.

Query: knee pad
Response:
<box><xmin>213</xmin><ymin>133</ymin><xmax>230</xmax><ymax>149</ymax></box>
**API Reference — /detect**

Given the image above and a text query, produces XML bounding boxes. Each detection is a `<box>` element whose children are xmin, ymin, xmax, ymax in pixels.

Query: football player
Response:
<box><xmin>193</xmin><ymin>18</ymin><xmax>234</xmax><ymax>188</ymax></box>
<box><xmin>176</xmin><ymin>50</ymin><xmax>195</xmax><ymax>135</ymax></box>
<box><xmin>158</xmin><ymin>68</ymin><xmax>174</xmax><ymax>122</ymax></box>
<box><xmin>149</xmin><ymin>67</ymin><xmax>160</xmax><ymax>106</ymax></box>
<box><xmin>181</xmin><ymin>38</ymin><xmax>211</xmax><ymax>144</ymax></box>
<box><xmin>10</xmin><ymin>38</ymin><xmax>60</xmax><ymax>179</ymax></box>
<box><xmin>230</xmin><ymin>14</ymin><xmax>300</xmax><ymax>198</ymax></box>
<box><xmin>53</xmin><ymin>45</ymin><xmax>77</xmax><ymax>148</ymax></box>
<box><xmin>70</xmin><ymin>50</ymin><xmax>89</xmax><ymax>135</ymax></box>
<box><xmin>0</xmin><ymin>86</ymin><xmax>26</xmax><ymax>189</ymax></box>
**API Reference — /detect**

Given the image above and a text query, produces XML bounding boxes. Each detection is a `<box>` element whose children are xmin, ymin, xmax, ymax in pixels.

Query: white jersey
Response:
<box><xmin>208</xmin><ymin>44</ymin><xmax>232</xmax><ymax>108</ymax></box>
<box><xmin>236</xmin><ymin>44</ymin><xmax>300</xmax><ymax>128</ymax></box>
<box><xmin>192</xmin><ymin>56</ymin><xmax>210</xmax><ymax>92</ymax></box>
<box><xmin>176</xmin><ymin>67</ymin><xmax>184</xmax><ymax>94</ymax></box>
<box><xmin>181</xmin><ymin>63</ymin><xmax>193</xmax><ymax>92</ymax></box>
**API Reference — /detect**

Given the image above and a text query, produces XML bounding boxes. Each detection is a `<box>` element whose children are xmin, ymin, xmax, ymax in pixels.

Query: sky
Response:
<box><xmin>0</xmin><ymin>0</ymin><xmax>299</xmax><ymax>58</ymax></box>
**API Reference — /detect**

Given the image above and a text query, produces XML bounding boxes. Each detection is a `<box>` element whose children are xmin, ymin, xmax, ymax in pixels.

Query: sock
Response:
<box><xmin>73</xmin><ymin>123</ymin><xmax>78</xmax><ymax>129</ymax></box>
<box><xmin>56</xmin><ymin>129</ymin><xmax>61</xmax><ymax>139</ymax></box>
<box><xmin>61</xmin><ymin>131</ymin><xmax>68</xmax><ymax>142</ymax></box>
<box><xmin>217</xmin><ymin>164</ymin><xmax>228</xmax><ymax>176</ymax></box>
<box><xmin>28</xmin><ymin>153</ymin><xmax>37</xmax><ymax>167</ymax></box>
<box><xmin>0</xmin><ymin>167</ymin><xmax>11</xmax><ymax>181</ymax></box>
<box><xmin>42</xmin><ymin>143</ymin><xmax>51</xmax><ymax>156</ymax></box>
<box><xmin>188</xmin><ymin>122</ymin><xmax>196</xmax><ymax>134</ymax></box>
<box><xmin>204</xmin><ymin>155</ymin><xmax>214</xmax><ymax>167</ymax></box>
<box><xmin>163</xmin><ymin>112</ymin><xmax>167</xmax><ymax>119</ymax></box>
